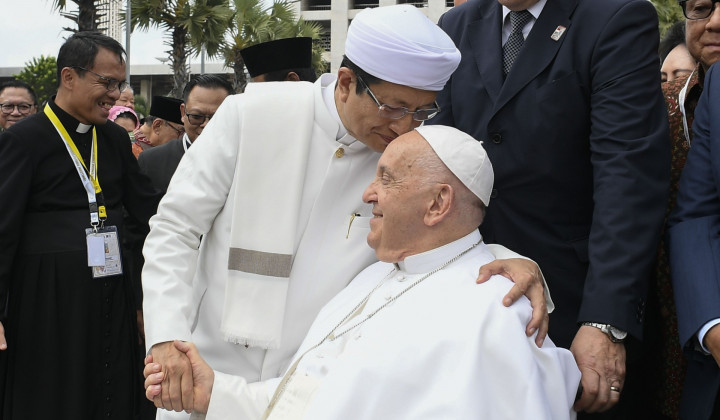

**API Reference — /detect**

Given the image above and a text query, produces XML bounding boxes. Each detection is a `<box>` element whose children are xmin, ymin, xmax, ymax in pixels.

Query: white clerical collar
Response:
<box><xmin>320</xmin><ymin>73</ymin><xmax>352</xmax><ymax>144</ymax></box>
<box><xmin>76</xmin><ymin>123</ymin><xmax>92</xmax><ymax>134</ymax></box>
<box><xmin>396</xmin><ymin>230</ymin><xmax>482</xmax><ymax>274</ymax></box>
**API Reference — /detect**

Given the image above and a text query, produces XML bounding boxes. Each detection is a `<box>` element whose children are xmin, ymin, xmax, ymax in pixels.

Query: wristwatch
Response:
<box><xmin>581</xmin><ymin>322</ymin><xmax>627</xmax><ymax>343</ymax></box>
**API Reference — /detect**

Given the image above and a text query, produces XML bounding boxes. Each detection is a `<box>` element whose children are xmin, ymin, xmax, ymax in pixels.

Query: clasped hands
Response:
<box><xmin>145</xmin><ymin>340</ymin><xmax>214</xmax><ymax>414</ymax></box>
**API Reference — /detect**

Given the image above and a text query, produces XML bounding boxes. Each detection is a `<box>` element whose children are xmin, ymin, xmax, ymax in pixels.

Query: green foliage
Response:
<box><xmin>126</xmin><ymin>0</ymin><xmax>324</xmax><ymax>94</ymax></box>
<box><xmin>650</xmin><ymin>0</ymin><xmax>685</xmax><ymax>37</ymax></box>
<box><xmin>14</xmin><ymin>56</ymin><xmax>58</xmax><ymax>106</ymax></box>
<box><xmin>134</xmin><ymin>95</ymin><xmax>149</xmax><ymax>118</ymax></box>
<box><xmin>129</xmin><ymin>0</ymin><xmax>234</xmax><ymax>97</ymax></box>
<box><xmin>226</xmin><ymin>0</ymin><xmax>326</xmax><ymax>92</ymax></box>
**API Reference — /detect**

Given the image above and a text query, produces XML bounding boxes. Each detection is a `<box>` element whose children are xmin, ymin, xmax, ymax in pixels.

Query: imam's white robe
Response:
<box><xmin>203</xmin><ymin>230</ymin><xmax>580</xmax><ymax>420</ymax></box>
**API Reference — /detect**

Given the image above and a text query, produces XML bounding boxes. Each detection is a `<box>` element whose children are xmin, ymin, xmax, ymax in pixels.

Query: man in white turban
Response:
<box><xmin>141</xmin><ymin>5</ymin><xmax>552</xmax><ymax>418</ymax></box>
<box><xmin>144</xmin><ymin>125</ymin><xmax>580</xmax><ymax>419</ymax></box>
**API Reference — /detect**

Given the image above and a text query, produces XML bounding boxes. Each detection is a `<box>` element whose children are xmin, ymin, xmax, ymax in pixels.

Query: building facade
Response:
<box><xmin>296</xmin><ymin>0</ymin><xmax>453</xmax><ymax>71</ymax></box>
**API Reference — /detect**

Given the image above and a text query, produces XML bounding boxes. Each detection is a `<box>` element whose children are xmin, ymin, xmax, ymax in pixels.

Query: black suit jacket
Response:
<box><xmin>431</xmin><ymin>0</ymin><xmax>670</xmax><ymax>346</ymax></box>
<box><xmin>137</xmin><ymin>137</ymin><xmax>186</xmax><ymax>194</ymax></box>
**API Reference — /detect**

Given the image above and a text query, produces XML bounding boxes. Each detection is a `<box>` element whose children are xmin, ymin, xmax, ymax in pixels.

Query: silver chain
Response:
<box><xmin>315</xmin><ymin>240</ymin><xmax>481</xmax><ymax>351</ymax></box>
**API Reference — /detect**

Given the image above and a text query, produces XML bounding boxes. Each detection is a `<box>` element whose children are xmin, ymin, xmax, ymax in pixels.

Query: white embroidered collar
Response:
<box><xmin>395</xmin><ymin>230</ymin><xmax>482</xmax><ymax>274</ymax></box>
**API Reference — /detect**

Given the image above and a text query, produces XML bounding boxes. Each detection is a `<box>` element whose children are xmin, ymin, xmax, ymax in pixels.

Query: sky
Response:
<box><xmin>0</xmin><ymin>0</ymin><xmax>220</xmax><ymax>68</ymax></box>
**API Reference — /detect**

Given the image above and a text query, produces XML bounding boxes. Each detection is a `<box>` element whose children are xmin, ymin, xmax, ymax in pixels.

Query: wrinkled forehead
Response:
<box><xmin>381</xmin><ymin>131</ymin><xmax>430</xmax><ymax>167</ymax></box>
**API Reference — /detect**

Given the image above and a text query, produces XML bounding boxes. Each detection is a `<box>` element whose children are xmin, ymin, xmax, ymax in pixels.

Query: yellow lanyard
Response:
<box><xmin>44</xmin><ymin>104</ymin><xmax>107</xmax><ymax>226</ymax></box>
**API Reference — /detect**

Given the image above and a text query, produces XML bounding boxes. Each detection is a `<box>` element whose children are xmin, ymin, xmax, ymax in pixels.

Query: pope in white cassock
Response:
<box><xmin>145</xmin><ymin>125</ymin><xmax>581</xmax><ymax>419</ymax></box>
<box><xmin>141</xmin><ymin>5</ymin><xmax>554</xmax><ymax>417</ymax></box>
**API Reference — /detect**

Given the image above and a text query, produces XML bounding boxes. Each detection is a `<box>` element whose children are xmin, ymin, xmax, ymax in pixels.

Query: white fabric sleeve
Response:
<box><xmin>141</xmin><ymin>96</ymin><xmax>243</xmax><ymax>349</ymax></box>
<box><xmin>698</xmin><ymin>318</ymin><xmax>720</xmax><ymax>354</ymax></box>
<box><xmin>485</xmin><ymin>243</ymin><xmax>555</xmax><ymax>313</ymax></box>
<box><xmin>203</xmin><ymin>371</ymin><xmax>278</xmax><ymax>419</ymax></box>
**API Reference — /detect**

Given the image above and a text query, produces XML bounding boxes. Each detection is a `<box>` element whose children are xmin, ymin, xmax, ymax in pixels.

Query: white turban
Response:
<box><xmin>344</xmin><ymin>5</ymin><xmax>461</xmax><ymax>92</ymax></box>
<box><xmin>415</xmin><ymin>125</ymin><xmax>494</xmax><ymax>206</ymax></box>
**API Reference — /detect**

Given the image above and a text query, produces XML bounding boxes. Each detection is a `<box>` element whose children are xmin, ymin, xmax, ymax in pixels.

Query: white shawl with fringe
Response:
<box><xmin>221</xmin><ymin>81</ymin><xmax>316</xmax><ymax>349</ymax></box>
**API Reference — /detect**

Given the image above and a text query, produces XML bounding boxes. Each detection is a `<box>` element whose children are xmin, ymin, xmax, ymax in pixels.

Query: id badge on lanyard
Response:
<box><xmin>44</xmin><ymin>104</ymin><xmax>123</xmax><ymax>278</ymax></box>
<box><xmin>85</xmin><ymin>226</ymin><xmax>123</xmax><ymax>278</ymax></box>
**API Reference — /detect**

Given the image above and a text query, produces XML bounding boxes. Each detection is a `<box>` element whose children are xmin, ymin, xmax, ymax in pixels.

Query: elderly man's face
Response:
<box><xmin>181</xmin><ymin>86</ymin><xmax>229</xmax><ymax>142</ymax></box>
<box><xmin>64</xmin><ymin>47</ymin><xmax>125</xmax><ymax>125</ymax></box>
<box><xmin>337</xmin><ymin>69</ymin><xmax>436</xmax><ymax>153</ymax></box>
<box><xmin>0</xmin><ymin>87</ymin><xmax>36</xmax><ymax>129</ymax></box>
<box><xmin>115</xmin><ymin>89</ymin><xmax>135</xmax><ymax>109</ymax></box>
<box><xmin>687</xmin><ymin>5</ymin><xmax>720</xmax><ymax>69</ymax></box>
<box><xmin>362</xmin><ymin>131</ymin><xmax>432</xmax><ymax>262</ymax></box>
<box><xmin>149</xmin><ymin>118</ymin><xmax>184</xmax><ymax>146</ymax></box>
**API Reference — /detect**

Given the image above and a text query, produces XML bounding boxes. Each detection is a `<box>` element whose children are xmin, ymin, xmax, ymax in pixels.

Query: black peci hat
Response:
<box><xmin>149</xmin><ymin>96</ymin><xmax>183</xmax><ymax>125</ymax></box>
<box><xmin>240</xmin><ymin>37</ymin><xmax>313</xmax><ymax>78</ymax></box>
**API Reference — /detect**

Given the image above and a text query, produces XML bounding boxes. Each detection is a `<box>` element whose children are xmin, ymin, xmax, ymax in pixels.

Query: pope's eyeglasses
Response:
<box><xmin>71</xmin><ymin>66</ymin><xmax>128</xmax><ymax>93</ymax></box>
<box><xmin>357</xmin><ymin>76</ymin><xmax>440</xmax><ymax>122</ymax></box>
<box><xmin>680</xmin><ymin>0</ymin><xmax>720</xmax><ymax>20</ymax></box>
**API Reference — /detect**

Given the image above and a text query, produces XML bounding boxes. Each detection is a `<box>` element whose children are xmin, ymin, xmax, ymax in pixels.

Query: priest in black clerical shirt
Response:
<box><xmin>0</xmin><ymin>32</ymin><xmax>160</xmax><ymax>419</ymax></box>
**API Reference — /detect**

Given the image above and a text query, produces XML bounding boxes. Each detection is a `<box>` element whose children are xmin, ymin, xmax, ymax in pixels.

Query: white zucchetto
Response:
<box><xmin>415</xmin><ymin>125</ymin><xmax>494</xmax><ymax>206</ymax></box>
<box><xmin>344</xmin><ymin>5</ymin><xmax>461</xmax><ymax>92</ymax></box>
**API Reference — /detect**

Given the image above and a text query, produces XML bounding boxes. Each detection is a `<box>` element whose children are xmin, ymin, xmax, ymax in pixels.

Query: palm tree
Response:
<box><xmin>51</xmin><ymin>0</ymin><xmax>103</xmax><ymax>32</ymax></box>
<box><xmin>650</xmin><ymin>0</ymin><xmax>685</xmax><ymax>36</ymax></box>
<box><xmin>226</xmin><ymin>0</ymin><xmax>324</xmax><ymax>93</ymax></box>
<box><xmin>130</xmin><ymin>0</ymin><xmax>234</xmax><ymax>97</ymax></box>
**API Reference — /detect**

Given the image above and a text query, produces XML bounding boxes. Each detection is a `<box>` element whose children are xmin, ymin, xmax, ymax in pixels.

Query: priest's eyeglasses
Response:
<box><xmin>680</xmin><ymin>0</ymin><xmax>720</xmax><ymax>19</ymax></box>
<box><xmin>185</xmin><ymin>112</ymin><xmax>214</xmax><ymax>126</ymax></box>
<box><xmin>71</xmin><ymin>66</ymin><xmax>128</xmax><ymax>93</ymax></box>
<box><xmin>357</xmin><ymin>76</ymin><xmax>440</xmax><ymax>122</ymax></box>
<box><xmin>0</xmin><ymin>103</ymin><xmax>34</xmax><ymax>115</ymax></box>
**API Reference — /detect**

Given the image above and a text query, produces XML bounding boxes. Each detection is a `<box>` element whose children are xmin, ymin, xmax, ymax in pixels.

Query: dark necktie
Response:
<box><xmin>502</xmin><ymin>10</ymin><xmax>533</xmax><ymax>76</ymax></box>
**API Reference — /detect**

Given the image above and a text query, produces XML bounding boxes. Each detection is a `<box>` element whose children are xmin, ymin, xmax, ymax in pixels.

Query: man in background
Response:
<box><xmin>665</xmin><ymin>1</ymin><xmax>720</xmax><ymax>419</ymax></box>
<box><xmin>430</xmin><ymin>0</ymin><xmax>670</xmax><ymax>417</ymax></box>
<box><xmin>138</xmin><ymin>75</ymin><xmax>233</xmax><ymax>194</ymax></box>
<box><xmin>133</xmin><ymin>95</ymin><xmax>184</xmax><ymax>158</ymax></box>
<box><xmin>240</xmin><ymin>37</ymin><xmax>317</xmax><ymax>83</ymax></box>
<box><xmin>0</xmin><ymin>31</ymin><xmax>159</xmax><ymax>419</ymax></box>
<box><xmin>0</xmin><ymin>80</ymin><xmax>38</xmax><ymax>130</ymax></box>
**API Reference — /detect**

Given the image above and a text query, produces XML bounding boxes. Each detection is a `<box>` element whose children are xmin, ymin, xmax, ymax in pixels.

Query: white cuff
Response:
<box><xmin>698</xmin><ymin>318</ymin><xmax>720</xmax><ymax>354</ymax></box>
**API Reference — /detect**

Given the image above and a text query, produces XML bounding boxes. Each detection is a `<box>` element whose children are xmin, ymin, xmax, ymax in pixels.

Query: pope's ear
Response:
<box><xmin>424</xmin><ymin>184</ymin><xmax>453</xmax><ymax>226</ymax></box>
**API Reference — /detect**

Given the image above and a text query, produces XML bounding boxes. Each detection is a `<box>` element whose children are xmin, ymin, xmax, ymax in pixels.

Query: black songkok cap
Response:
<box><xmin>149</xmin><ymin>96</ymin><xmax>183</xmax><ymax>125</ymax></box>
<box><xmin>240</xmin><ymin>37</ymin><xmax>313</xmax><ymax>78</ymax></box>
